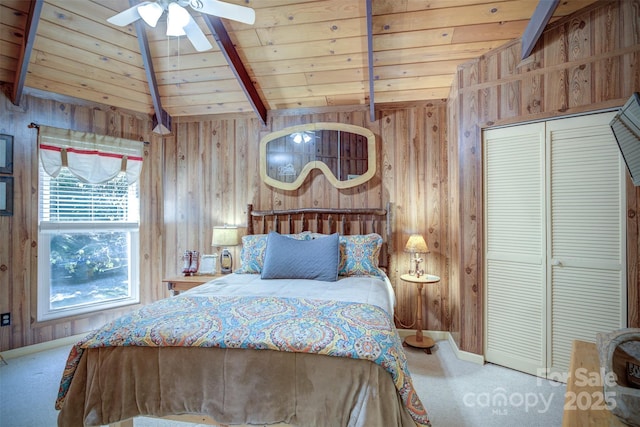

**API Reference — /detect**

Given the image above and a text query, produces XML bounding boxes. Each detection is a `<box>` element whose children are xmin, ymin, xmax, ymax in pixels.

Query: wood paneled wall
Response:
<box><xmin>0</xmin><ymin>91</ymin><xmax>163</xmax><ymax>351</ymax></box>
<box><xmin>0</xmin><ymin>92</ymin><xmax>450</xmax><ymax>351</ymax></box>
<box><xmin>449</xmin><ymin>0</ymin><xmax>640</xmax><ymax>354</ymax></box>
<box><xmin>162</xmin><ymin>104</ymin><xmax>450</xmax><ymax>334</ymax></box>
<box><xmin>4</xmin><ymin>0</ymin><xmax>635</xmax><ymax>355</ymax></box>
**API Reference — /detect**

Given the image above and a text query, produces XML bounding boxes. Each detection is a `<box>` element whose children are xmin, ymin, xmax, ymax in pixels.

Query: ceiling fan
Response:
<box><xmin>107</xmin><ymin>0</ymin><xmax>255</xmax><ymax>52</ymax></box>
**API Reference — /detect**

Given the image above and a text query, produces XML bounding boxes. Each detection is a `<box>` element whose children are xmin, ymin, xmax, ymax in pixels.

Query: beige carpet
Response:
<box><xmin>0</xmin><ymin>339</ymin><xmax>565</xmax><ymax>426</ymax></box>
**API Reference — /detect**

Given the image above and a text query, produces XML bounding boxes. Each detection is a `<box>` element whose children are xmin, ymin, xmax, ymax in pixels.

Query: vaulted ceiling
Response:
<box><xmin>1</xmin><ymin>0</ymin><xmax>598</xmax><ymax>129</ymax></box>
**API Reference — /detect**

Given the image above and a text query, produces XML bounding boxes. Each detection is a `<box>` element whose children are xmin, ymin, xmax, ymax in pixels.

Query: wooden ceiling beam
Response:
<box><xmin>367</xmin><ymin>0</ymin><xmax>376</xmax><ymax>122</ymax></box>
<box><xmin>521</xmin><ymin>0</ymin><xmax>559</xmax><ymax>60</ymax></box>
<box><xmin>203</xmin><ymin>15</ymin><xmax>267</xmax><ymax>126</ymax></box>
<box><xmin>366</xmin><ymin>0</ymin><xmax>375</xmax><ymax>123</ymax></box>
<box><xmin>129</xmin><ymin>0</ymin><xmax>172</xmax><ymax>135</ymax></box>
<box><xmin>11</xmin><ymin>0</ymin><xmax>44</xmax><ymax>105</ymax></box>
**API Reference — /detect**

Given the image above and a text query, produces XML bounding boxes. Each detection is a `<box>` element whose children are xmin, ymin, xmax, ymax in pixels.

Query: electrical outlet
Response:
<box><xmin>0</xmin><ymin>313</ymin><xmax>10</xmax><ymax>327</ymax></box>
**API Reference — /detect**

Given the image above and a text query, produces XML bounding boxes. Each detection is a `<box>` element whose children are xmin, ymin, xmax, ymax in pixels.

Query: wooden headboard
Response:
<box><xmin>246</xmin><ymin>203</ymin><xmax>391</xmax><ymax>271</ymax></box>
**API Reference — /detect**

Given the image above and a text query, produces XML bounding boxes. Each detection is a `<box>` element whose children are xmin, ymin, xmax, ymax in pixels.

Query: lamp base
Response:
<box><xmin>220</xmin><ymin>248</ymin><xmax>233</xmax><ymax>274</ymax></box>
<box><xmin>412</xmin><ymin>254</ymin><xmax>424</xmax><ymax>278</ymax></box>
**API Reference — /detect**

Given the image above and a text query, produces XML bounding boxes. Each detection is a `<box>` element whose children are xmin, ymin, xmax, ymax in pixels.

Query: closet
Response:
<box><xmin>483</xmin><ymin>112</ymin><xmax>626</xmax><ymax>377</ymax></box>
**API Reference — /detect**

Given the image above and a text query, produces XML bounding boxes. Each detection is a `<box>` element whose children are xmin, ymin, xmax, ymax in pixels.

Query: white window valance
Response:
<box><xmin>38</xmin><ymin>125</ymin><xmax>144</xmax><ymax>184</ymax></box>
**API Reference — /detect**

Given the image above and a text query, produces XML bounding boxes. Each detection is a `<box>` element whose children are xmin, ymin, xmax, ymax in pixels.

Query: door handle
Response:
<box><xmin>552</xmin><ymin>259</ymin><xmax>562</xmax><ymax>267</ymax></box>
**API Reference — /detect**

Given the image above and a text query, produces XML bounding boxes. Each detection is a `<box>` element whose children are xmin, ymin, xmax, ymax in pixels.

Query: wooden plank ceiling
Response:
<box><xmin>0</xmin><ymin>0</ymin><xmax>598</xmax><ymax>122</ymax></box>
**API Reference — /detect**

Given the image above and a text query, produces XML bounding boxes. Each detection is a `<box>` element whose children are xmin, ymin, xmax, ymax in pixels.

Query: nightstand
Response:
<box><xmin>400</xmin><ymin>273</ymin><xmax>440</xmax><ymax>354</ymax></box>
<box><xmin>162</xmin><ymin>274</ymin><xmax>221</xmax><ymax>296</ymax></box>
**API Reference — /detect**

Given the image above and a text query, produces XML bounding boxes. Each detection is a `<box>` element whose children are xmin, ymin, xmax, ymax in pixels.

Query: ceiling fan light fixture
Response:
<box><xmin>166</xmin><ymin>3</ymin><xmax>190</xmax><ymax>36</ymax></box>
<box><xmin>107</xmin><ymin>0</ymin><xmax>254</xmax><ymax>51</ymax></box>
<box><xmin>291</xmin><ymin>132</ymin><xmax>312</xmax><ymax>144</ymax></box>
<box><xmin>303</xmin><ymin>132</ymin><xmax>312</xmax><ymax>143</ymax></box>
<box><xmin>138</xmin><ymin>2</ymin><xmax>163</xmax><ymax>27</ymax></box>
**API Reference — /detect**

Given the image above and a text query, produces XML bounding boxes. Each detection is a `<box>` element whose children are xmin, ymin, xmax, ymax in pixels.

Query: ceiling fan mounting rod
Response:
<box><xmin>152</xmin><ymin>0</ymin><xmax>170</xmax><ymax>11</ymax></box>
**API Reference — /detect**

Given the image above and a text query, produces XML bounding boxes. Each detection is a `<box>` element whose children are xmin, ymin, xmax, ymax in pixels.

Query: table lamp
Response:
<box><xmin>212</xmin><ymin>226</ymin><xmax>240</xmax><ymax>273</ymax></box>
<box><xmin>404</xmin><ymin>234</ymin><xmax>429</xmax><ymax>278</ymax></box>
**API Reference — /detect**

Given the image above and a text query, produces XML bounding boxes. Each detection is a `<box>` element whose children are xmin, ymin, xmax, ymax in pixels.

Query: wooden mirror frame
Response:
<box><xmin>259</xmin><ymin>122</ymin><xmax>376</xmax><ymax>190</ymax></box>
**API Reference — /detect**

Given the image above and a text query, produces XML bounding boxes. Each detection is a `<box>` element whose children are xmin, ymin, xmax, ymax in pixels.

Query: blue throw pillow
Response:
<box><xmin>261</xmin><ymin>231</ymin><xmax>339</xmax><ymax>282</ymax></box>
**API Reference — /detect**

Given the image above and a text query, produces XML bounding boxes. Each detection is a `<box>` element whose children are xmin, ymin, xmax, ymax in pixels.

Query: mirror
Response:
<box><xmin>260</xmin><ymin>123</ymin><xmax>376</xmax><ymax>190</ymax></box>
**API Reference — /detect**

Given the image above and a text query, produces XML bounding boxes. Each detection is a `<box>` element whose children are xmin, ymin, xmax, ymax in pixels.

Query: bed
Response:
<box><xmin>55</xmin><ymin>204</ymin><xmax>431</xmax><ymax>427</ymax></box>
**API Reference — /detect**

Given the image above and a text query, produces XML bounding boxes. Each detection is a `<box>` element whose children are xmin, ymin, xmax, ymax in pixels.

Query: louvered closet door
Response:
<box><xmin>547</xmin><ymin>113</ymin><xmax>626</xmax><ymax>374</ymax></box>
<box><xmin>484</xmin><ymin>123</ymin><xmax>547</xmax><ymax>376</ymax></box>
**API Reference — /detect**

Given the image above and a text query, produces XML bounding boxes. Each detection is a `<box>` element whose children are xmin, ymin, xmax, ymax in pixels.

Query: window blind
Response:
<box><xmin>40</xmin><ymin>166</ymin><xmax>139</xmax><ymax>223</ymax></box>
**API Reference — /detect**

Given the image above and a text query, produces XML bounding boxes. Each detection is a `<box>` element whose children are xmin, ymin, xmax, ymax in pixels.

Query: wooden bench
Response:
<box><xmin>562</xmin><ymin>340</ymin><xmax>626</xmax><ymax>427</ymax></box>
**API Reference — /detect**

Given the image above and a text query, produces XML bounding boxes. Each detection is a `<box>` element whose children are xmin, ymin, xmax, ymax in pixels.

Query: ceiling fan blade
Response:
<box><xmin>190</xmin><ymin>0</ymin><xmax>256</xmax><ymax>25</ymax></box>
<box><xmin>183</xmin><ymin>15</ymin><xmax>214</xmax><ymax>52</ymax></box>
<box><xmin>107</xmin><ymin>2</ymin><xmax>153</xmax><ymax>26</ymax></box>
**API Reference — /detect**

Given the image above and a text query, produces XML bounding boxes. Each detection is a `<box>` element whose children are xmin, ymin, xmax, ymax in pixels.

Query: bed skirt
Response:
<box><xmin>58</xmin><ymin>346</ymin><xmax>417</xmax><ymax>427</ymax></box>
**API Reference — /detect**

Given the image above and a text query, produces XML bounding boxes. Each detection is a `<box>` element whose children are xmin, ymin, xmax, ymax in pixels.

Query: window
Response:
<box><xmin>38</xmin><ymin>167</ymin><xmax>140</xmax><ymax>321</ymax></box>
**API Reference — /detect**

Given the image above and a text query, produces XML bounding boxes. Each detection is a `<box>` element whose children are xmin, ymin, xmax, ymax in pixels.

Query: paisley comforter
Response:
<box><xmin>56</xmin><ymin>275</ymin><xmax>431</xmax><ymax>427</ymax></box>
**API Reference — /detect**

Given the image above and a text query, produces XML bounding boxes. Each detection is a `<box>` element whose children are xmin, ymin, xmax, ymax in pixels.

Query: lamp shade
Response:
<box><xmin>166</xmin><ymin>2</ymin><xmax>189</xmax><ymax>36</ymax></box>
<box><xmin>404</xmin><ymin>234</ymin><xmax>429</xmax><ymax>253</ymax></box>
<box><xmin>212</xmin><ymin>226</ymin><xmax>240</xmax><ymax>247</ymax></box>
<box><xmin>138</xmin><ymin>2</ymin><xmax>163</xmax><ymax>27</ymax></box>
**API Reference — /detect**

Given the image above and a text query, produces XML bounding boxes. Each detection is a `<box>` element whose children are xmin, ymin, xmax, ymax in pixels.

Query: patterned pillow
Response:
<box><xmin>338</xmin><ymin>234</ymin><xmax>385</xmax><ymax>278</ymax></box>
<box><xmin>308</xmin><ymin>233</ymin><xmax>385</xmax><ymax>278</ymax></box>
<box><xmin>235</xmin><ymin>232</ymin><xmax>309</xmax><ymax>274</ymax></box>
